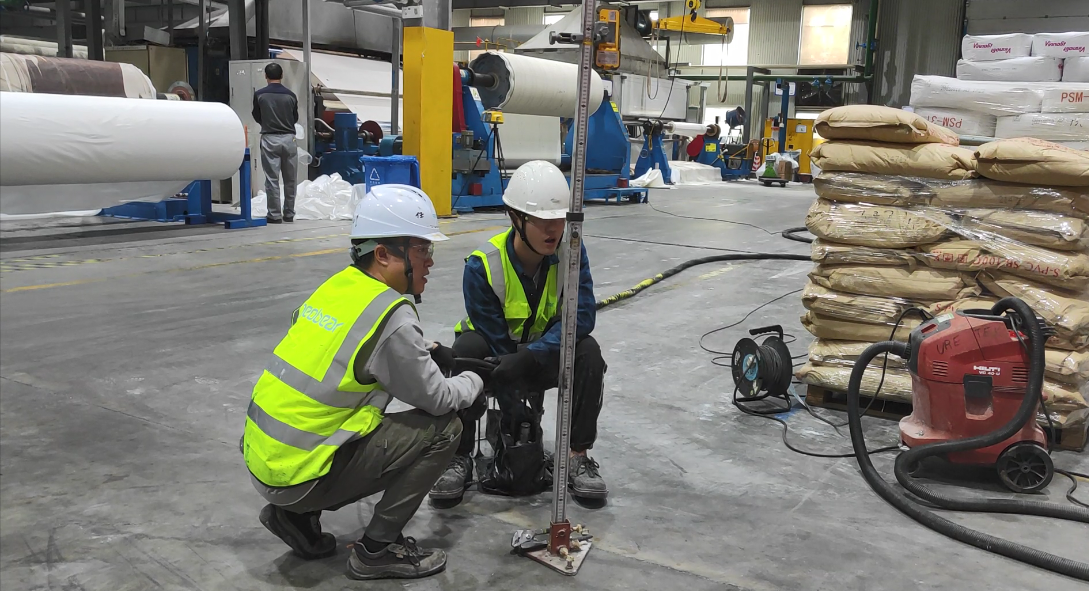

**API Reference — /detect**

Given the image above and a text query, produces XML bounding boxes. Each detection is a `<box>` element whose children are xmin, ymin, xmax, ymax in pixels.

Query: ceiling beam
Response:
<box><xmin>451</xmin><ymin>0</ymin><xmax>569</xmax><ymax>9</ymax></box>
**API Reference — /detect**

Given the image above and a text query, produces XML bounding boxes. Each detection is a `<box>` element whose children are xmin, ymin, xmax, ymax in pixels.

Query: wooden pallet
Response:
<box><xmin>804</xmin><ymin>385</ymin><xmax>912</xmax><ymax>421</ymax></box>
<box><xmin>803</xmin><ymin>385</ymin><xmax>1088</xmax><ymax>452</ymax></box>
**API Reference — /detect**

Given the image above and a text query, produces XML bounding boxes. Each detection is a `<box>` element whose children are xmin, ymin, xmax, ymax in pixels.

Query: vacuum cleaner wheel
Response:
<box><xmin>995</xmin><ymin>442</ymin><xmax>1054</xmax><ymax>494</ymax></box>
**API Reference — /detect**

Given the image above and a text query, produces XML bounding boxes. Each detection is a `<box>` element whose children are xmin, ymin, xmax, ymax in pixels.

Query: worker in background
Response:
<box><xmin>430</xmin><ymin>160</ymin><xmax>608</xmax><ymax>503</ymax></box>
<box><xmin>242</xmin><ymin>185</ymin><xmax>484</xmax><ymax>580</ymax></box>
<box><xmin>252</xmin><ymin>62</ymin><xmax>299</xmax><ymax>224</ymax></box>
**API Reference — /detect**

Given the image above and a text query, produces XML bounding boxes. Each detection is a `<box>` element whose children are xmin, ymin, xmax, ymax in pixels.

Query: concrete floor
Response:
<box><xmin>1</xmin><ymin>181</ymin><xmax>1086</xmax><ymax>591</ymax></box>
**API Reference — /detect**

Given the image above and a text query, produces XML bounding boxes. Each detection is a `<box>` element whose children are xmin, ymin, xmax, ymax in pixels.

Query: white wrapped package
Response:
<box><xmin>995</xmin><ymin>113</ymin><xmax>1089</xmax><ymax>142</ymax></box>
<box><xmin>910</xmin><ymin>75</ymin><xmax>1044</xmax><ymax>116</ymax></box>
<box><xmin>956</xmin><ymin>57</ymin><xmax>1063</xmax><ymax>82</ymax></box>
<box><xmin>1042</xmin><ymin>85</ymin><xmax>1089</xmax><ymax>113</ymax></box>
<box><xmin>913</xmin><ymin>107</ymin><xmax>997</xmax><ymax>136</ymax></box>
<box><xmin>1032</xmin><ymin>32</ymin><xmax>1089</xmax><ymax>58</ymax></box>
<box><xmin>961</xmin><ymin>33</ymin><xmax>1033</xmax><ymax>61</ymax></box>
<box><xmin>0</xmin><ymin>92</ymin><xmax>245</xmax><ymax>187</ymax></box>
<box><xmin>1066</xmin><ymin>57</ymin><xmax>1089</xmax><ymax>83</ymax></box>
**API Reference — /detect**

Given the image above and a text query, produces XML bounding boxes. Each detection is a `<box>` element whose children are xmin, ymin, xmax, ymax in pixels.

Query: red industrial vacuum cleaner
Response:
<box><xmin>899</xmin><ymin>306</ymin><xmax>1052</xmax><ymax>492</ymax></box>
<box><xmin>846</xmin><ymin>297</ymin><xmax>1089</xmax><ymax>581</ymax></box>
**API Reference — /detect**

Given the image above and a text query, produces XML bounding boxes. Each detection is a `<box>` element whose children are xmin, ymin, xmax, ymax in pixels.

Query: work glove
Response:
<box><xmin>429</xmin><ymin>342</ymin><xmax>457</xmax><ymax>376</ymax></box>
<box><xmin>489</xmin><ymin>348</ymin><xmax>540</xmax><ymax>393</ymax></box>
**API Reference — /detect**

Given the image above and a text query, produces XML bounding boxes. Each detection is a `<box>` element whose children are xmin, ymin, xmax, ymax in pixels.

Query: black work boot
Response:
<box><xmin>259</xmin><ymin>504</ymin><xmax>337</xmax><ymax>559</ymax></box>
<box><xmin>347</xmin><ymin>536</ymin><xmax>447</xmax><ymax>580</ymax></box>
<box><xmin>568</xmin><ymin>455</ymin><xmax>608</xmax><ymax>499</ymax></box>
<box><xmin>429</xmin><ymin>454</ymin><xmax>473</xmax><ymax>501</ymax></box>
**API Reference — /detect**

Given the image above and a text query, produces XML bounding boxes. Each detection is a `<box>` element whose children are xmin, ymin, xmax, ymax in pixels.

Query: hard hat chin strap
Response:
<box><xmin>350</xmin><ymin>239</ymin><xmax>422</xmax><ymax>304</ymax></box>
<box><xmin>512</xmin><ymin>210</ymin><xmax>563</xmax><ymax>258</ymax></box>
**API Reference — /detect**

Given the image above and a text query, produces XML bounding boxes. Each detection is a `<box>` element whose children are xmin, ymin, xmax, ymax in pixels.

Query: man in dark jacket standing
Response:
<box><xmin>252</xmin><ymin>62</ymin><xmax>299</xmax><ymax>223</ymax></box>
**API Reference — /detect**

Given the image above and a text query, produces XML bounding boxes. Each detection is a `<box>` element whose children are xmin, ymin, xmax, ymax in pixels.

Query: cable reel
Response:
<box><xmin>731</xmin><ymin>325</ymin><xmax>794</xmax><ymax>410</ymax></box>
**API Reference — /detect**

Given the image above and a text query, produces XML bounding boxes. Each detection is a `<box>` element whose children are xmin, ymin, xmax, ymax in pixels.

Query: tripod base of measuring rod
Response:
<box><xmin>511</xmin><ymin>521</ymin><xmax>593</xmax><ymax>575</ymax></box>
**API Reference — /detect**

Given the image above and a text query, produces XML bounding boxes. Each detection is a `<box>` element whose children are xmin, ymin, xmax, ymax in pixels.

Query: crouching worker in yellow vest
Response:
<box><xmin>430</xmin><ymin>160</ymin><xmax>608</xmax><ymax>503</ymax></box>
<box><xmin>242</xmin><ymin>184</ymin><xmax>484</xmax><ymax>580</ymax></box>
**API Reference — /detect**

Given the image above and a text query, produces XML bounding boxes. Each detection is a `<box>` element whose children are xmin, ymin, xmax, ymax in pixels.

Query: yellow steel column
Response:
<box><xmin>402</xmin><ymin>27</ymin><xmax>453</xmax><ymax>216</ymax></box>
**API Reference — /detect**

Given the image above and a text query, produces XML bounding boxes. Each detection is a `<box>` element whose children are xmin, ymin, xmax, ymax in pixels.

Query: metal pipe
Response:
<box><xmin>303</xmin><ymin>0</ymin><xmax>314</xmax><ymax>155</ymax></box>
<box><xmin>319</xmin><ymin>86</ymin><xmax>402</xmax><ymax>99</ymax></box>
<box><xmin>391</xmin><ymin>18</ymin><xmax>401</xmax><ymax>135</ymax></box>
<box><xmin>167</xmin><ymin>0</ymin><xmax>174</xmax><ymax>42</ymax></box>
<box><xmin>228</xmin><ymin>0</ymin><xmax>247</xmax><ymax>60</ymax></box>
<box><xmin>255</xmin><ymin>0</ymin><xmax>269</xmax><ymax>59</ymax></box>
<box><xmin>864</xmin><ymin>0</ymin><xmax>880</xmax><ymax>78</ymax></box>
<box><xmin>198</xmin><ymin>0</ymin><xmax>206</xmax><ymax>100</ymax></box>
<box><xmin>343</xmin><ymin>2</ymin><xmax>402</xmax><ymax>19</ymax></box>
<box><xmin>87</xmin><ymin>0</ymin><xmax>104</xmax><ymax>60</ymax></box>
<box><xmin>56</xmin><ymin>0</ymin><xmax>73</xmax><ymax>58</ymax></box>
<box><xmin>687</xmin><ymin>73</ymin><xmax>869</xmax><ymax>83</ymax></box>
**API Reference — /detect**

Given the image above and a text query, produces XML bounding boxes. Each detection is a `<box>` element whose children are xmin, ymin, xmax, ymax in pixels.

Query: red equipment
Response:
<box><xmin>901</xmin><ymin>310</ymin><xmax>1053</xmax><ymax>493</ymax></box>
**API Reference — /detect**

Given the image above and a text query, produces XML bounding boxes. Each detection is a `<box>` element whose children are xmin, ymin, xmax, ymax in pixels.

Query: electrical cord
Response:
<box><xmin>647</xmin><ymin>201</ymin><xmax>781</xmax><ymax>236</ymax></box>
<box><xmin>1057</xmin><ymin>470</ymin><xmax>1089</xmax><ymax>509</ymax></box>
<box><xmin>781</xmin><ymin>226</ymin><xmax>815</xmax><ymax>244</ymax></box>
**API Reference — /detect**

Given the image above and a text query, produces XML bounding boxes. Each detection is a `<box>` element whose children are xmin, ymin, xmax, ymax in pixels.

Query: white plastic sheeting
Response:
<box><xmin>961</xmin><ymin>33</ymin><xmax>1033</xmax><ymax>61</ymax></box>
<box><xmin>469</xmin><ymin>51</ymin><xmax>604</xmax><ymax>118</ymax></box>
<box><xmin>995</xmin><ymin>113</ymin><xmax>1089</xmax><ymax>142</ymax></box>
<box><xmin>912</xmin><ymin>107</ymin><xmax>997</xmax><ymax>137</ymax></box>
<box><xmin>665</xmin><ymin>122</ymin><xmax>709</xmax><ymax>138</ymax></box>
<box><xmin>1065</xmin><ymin>57</ymin><xmax>1089</xmax><ymax>83</ymax></box>
<box><xmin>0</xmin><ymin>92</ymin><xmax>245</xmax><ymax>187</ymax></box>
<box><xmin>1041</xmin><ymin>85</ymin><xmax>1089</xmax><ymax>113</ymax></box>
<box><xmin>909</xmin><ymin>76</ymin><xmax>1045</xmax><ymax>116</ymax></box>
<box><xmin>1031</xmin><ymin>32</ymin><xmax>1089</xmax><ymax>58</ymax></box>
<box><xmin>668</xmin><ymin>161</ymin><xmax>720</xmax><ymax>186</ymax></box>
<box><xmin>956</xmin><ymin>57</ymin><xmax>1063</xmax><ymax>82</ymax></box>
<box><xmin>629</xmin><ymin>169</ymin><xmax>667</xmax><ymax>188</ymax></box>
<box><xmin>250</xmin><ymin>174</ymin><xmax>358</xmax><ymax>221</ymax></box>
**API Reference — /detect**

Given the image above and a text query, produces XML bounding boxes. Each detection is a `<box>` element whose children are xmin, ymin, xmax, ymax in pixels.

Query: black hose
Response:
<box><xmin>595</xmin><ymin>253</ymin><xmax>810</xmax><ymax>310</ymax></box>
<box><xmin>780</xmin><ymin>226</ymin><xmax>814</xmax><ymax>244</ymax></box>
<box><xmin>893</xmin><ymin>298</ymin><xmax>1089</xmax><ymax>523</ymax></box>
<box><xmin>848</xmin><ymin>342</ymin><xmax>1089</xmax><ymax>580</ymax></box>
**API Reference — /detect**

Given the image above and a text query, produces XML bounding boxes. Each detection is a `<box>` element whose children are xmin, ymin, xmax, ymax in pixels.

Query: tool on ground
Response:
<box><xmin>509</xmin><ymin>0</ymin><xmax>599</xmax><ymax>577</ymax></box>
<box><xmin>846</xmin><ymin>297</ymin><xmax>1089</xmax><ymax>581</ymax></box>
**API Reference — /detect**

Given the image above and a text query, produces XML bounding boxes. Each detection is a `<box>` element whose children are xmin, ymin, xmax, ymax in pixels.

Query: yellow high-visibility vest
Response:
<box><xmin>455</xmin><ymin>229</ymin><xmax>559</xmax><ymax>343</ymax></box>
<box><xmin>243</xmin><ymin>267</ymin><xmax>414</xmax><ymax>487</ymax></box>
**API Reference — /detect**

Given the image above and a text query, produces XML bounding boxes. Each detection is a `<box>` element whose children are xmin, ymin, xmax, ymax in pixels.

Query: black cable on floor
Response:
<box><xmin>781</xmin><ymin>226</ymin><xmax>814</xmax><ymax>244</ymax></box>
<box><xmin>1058</xmin><ymin>470</ymin><xmax>1089</xmax><ymax>509</ymax></box>
<box><xmin>647</xmin><ymin>201</ymin><xmax>780</xmax><ymax>236</ymax></box>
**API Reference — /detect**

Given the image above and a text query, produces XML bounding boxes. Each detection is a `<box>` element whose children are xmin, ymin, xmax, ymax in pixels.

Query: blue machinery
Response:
<box><xmin>99</xmin><ymin>150</ymin><xmax>267</xmax><ymax>229</ymax></box>
<box><xmin>313</xmin><ymin>112</ymin><xmax>401</xmax><ymax>186</ymax></box>
<box><xmin>450</xmin><ymin>68</ymin><xmax>648</xmax><ymax>213</ymax></box>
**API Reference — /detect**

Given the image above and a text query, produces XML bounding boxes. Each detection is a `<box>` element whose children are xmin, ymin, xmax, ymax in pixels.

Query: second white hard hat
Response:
<box><xmin>349</xmin><ymin>184</ymin><xmax>449</xmax><ymax>242</ymax></box>
<box><xmin>502</xmin><ymin>160</ymin><xmax>571</xmax><ymax>220</ymax></box>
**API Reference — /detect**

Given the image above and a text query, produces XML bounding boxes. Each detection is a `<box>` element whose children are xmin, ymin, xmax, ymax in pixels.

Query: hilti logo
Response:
<box><xmin>973</xmin><ymin>42</ymin><xmax>993</xmax><ymax>49</ymax></box>
<box><xmin>973</xmin><ymin>365</ymin><xmax>1001</xmax><ymax>376</ymax></box>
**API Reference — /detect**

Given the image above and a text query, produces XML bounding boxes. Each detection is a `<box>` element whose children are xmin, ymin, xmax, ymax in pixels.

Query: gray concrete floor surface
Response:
<box><xmin>1</xmin><ymin>182</ymin><xmax>1086</xmax><ymax>591</ymax></box>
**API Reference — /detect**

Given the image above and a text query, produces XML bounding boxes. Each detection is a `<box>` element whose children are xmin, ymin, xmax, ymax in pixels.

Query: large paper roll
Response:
<box><xmin>0</xmin><ymin>92</ymin><xmax>246</xmax><ymax>186</ymax></box>
<box><xmin>665</xmin><ymin>122</ymin><xmax>710</xmax><ymax>138</ymax></box>
<box><xmin>469</xmin><ymin>51</ymin><xmax>604</xmax><ymax>118</ymax></box>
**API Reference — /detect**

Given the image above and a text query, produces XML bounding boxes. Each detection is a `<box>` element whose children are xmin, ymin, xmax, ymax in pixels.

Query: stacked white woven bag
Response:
<box><xmin>910</xmin><ymin>32</ymin><xmax>1089</xmax><ymax>147</ymax></box>
<box><xmin>798</xmin><ymin>104</ymin><xmax>1088</xmax><ymax>436</ymax></box>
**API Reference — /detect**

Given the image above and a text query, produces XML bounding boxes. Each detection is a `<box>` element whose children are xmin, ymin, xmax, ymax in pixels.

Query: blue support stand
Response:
<box><xmin>100</xmin><ymin>150</ymin><xmax>267</xmax><ymax>229</ymax></box>
<box><xmin>633</xmin><ymin>133</ymin><xmax>672</xmax><ymax>185</ymax></box>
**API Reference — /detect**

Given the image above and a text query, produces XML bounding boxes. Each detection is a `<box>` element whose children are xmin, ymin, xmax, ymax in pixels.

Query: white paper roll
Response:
<box><xmin>0</xmin><ymin>92</ymin><xmax>246</xmax><ymax>187</ymax></box>
<box><xmin>665</xmin><ymin>122</ymin><xmax>710</xmax><ymax>138</ymax></box>
<box><xmin>469</xmin><ymin>52</ymin><xmax>604</xmax><ymax>118</ymax></box>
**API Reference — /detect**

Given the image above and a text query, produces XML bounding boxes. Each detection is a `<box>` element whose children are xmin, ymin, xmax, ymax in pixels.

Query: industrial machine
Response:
<box><xmin>680</xmin><ymin>108</ymin><xmax>755</xmax><ymax>181</ymax></box>
<box><xmin>846</xmin><ymin>298</ymin><xmax>1089</xmax><ymax>579</ymax></box>
<box><xmin>312</xmin><ymin>112</ymin><xmax>400</xmax><ymax>185</ymax></box>
<box><xmin>898</xmin><ymin>307</ymin><xmax>1053</xmax><ymax>492</ymax></box>
<box><xmin>760</xmin><ymin>117</ymin><xmax>815</xmax><ymax>178</ymax></box>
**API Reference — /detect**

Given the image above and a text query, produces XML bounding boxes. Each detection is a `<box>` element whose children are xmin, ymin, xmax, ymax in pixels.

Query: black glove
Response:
<box><xmin>490</xmin><ymin>348</ymin><xmax>540</xmax><ymax>391</ymax></box>
<box><xmin>429</xmin><ymin>343</ymin><xmax>456</xmax><ymax>376</ymax></box>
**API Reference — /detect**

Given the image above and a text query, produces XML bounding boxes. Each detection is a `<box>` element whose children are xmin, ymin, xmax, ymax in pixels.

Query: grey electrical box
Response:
<box><xmin>228</xmin><ymin>59</ymin><xmax>309</xmax><ymax>200</ymax></box>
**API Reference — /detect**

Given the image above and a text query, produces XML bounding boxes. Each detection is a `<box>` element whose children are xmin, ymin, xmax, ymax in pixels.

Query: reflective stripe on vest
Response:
<box><xmin>243</xmin><ymin>268</ymin><xmax>414</xmax><ymax>487</ymax></box>
<box><xmin>455</xmin><ymin>229</ymin><xmax>560</xmax><ymax>343</ymax></box>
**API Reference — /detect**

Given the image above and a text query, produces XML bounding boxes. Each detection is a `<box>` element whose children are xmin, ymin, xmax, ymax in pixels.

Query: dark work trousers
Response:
<box><xmin>451</xmin><ymin>330</ymin><xmax>605</xmax><ymax>457</ymax></box>
<box><xmin>280</xmin><ymin>410</ymin><xmax>462</xmax><ymax>543</ymax></box>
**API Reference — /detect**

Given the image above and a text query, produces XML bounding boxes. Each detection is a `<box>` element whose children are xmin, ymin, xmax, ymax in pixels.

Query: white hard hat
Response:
<box><xmin>502</xmin><ymin>161</ymin><xmax>571</xmax><ymax>220</ymax></box>
<box><xmin>349</xmin><ymin>184</ymin><xmax>448</xmax><ymax>242</ymax></box>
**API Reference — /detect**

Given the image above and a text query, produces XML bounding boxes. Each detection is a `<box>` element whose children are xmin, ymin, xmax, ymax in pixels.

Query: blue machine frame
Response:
<box><xmin>694</xmin><ymin>136</ymin><xmax>753</xmax><ymax>181</ymax></box>
<box><xmin>99</xmin><ymin>150</ymin><xmax>267</xmax><ymax>229</ymax></box>
<box><xmin>451</xmin><ymin>71</ymin><xmax>647</xmax><ymax>213</ymax></box>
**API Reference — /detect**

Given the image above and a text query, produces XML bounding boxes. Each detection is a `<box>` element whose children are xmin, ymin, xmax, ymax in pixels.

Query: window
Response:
<box><xmin>702</xmin><ymin>8</ymin><xmax>749</xmax><ymax>67</ymax></box>
<box><xmin>470</xmin><ymin>15</ymin><xmax>505</xmax><ymax>27</ymax></box>
<box><xmin>648</xmin><ymin>10</ymin><xmax>659</xmax><ymax>22</ymax></box>
<box><xmin>544</xmin><ymin>13</ymin><xmax>564</xmax><ymax>25</ymax></box>
<box><xmin>798</xmin><ymin>4</ymin><xmax>852</xmax><ymax>66</ymax></box>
